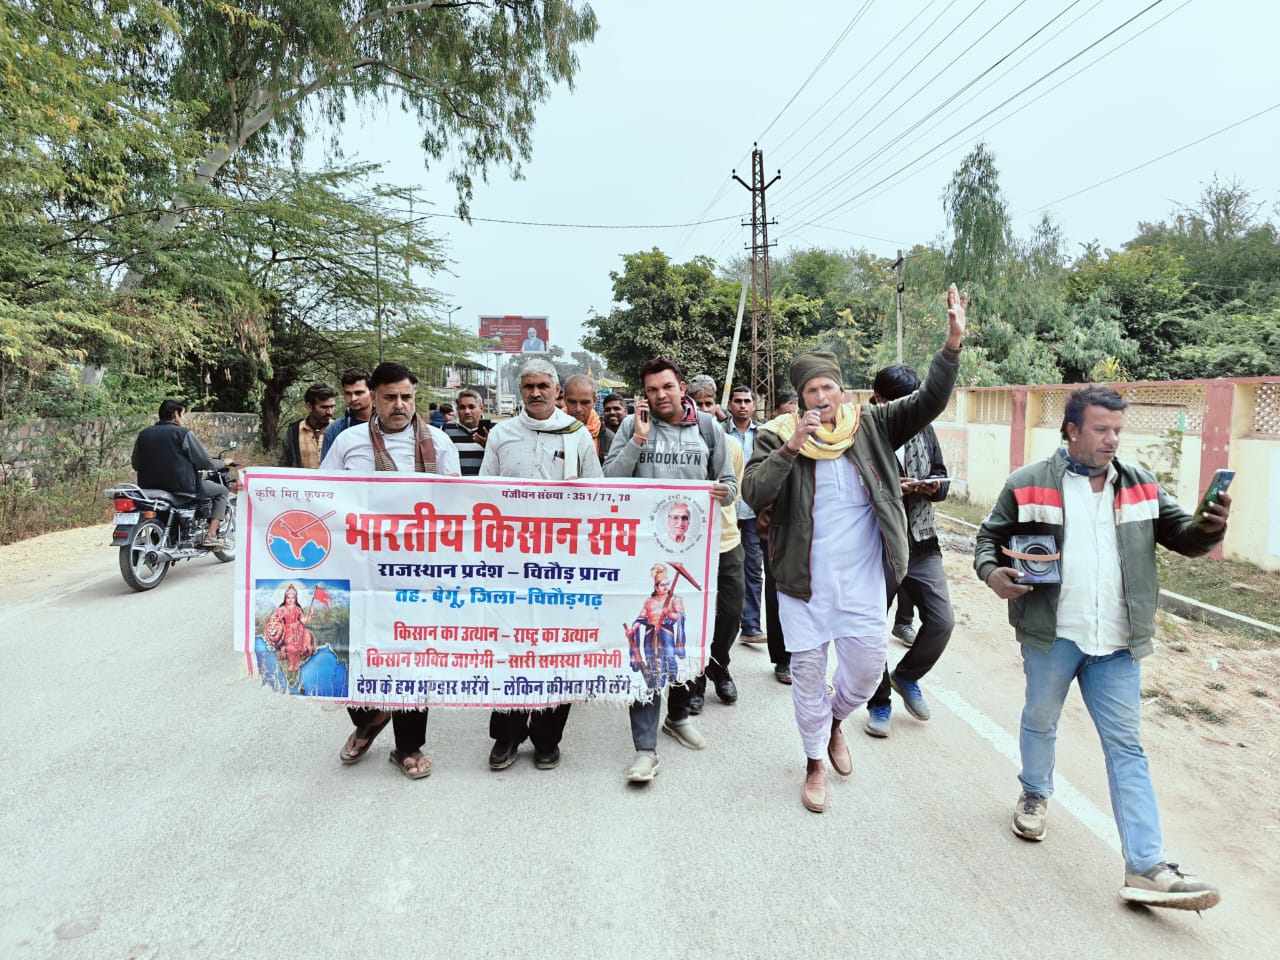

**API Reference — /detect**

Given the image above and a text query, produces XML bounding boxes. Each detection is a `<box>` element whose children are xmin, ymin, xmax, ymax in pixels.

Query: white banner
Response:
<box><xmin>234</xmin><ymin>469</ymin><xmax>721</xmax><ymax>707</ymax></box>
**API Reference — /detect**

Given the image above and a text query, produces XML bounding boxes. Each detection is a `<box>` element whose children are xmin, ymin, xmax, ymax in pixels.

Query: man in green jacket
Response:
<box><xmin>975</xmin><ymin>385</ymin><xmax>1231</xmax><ymax>910</ymax></box>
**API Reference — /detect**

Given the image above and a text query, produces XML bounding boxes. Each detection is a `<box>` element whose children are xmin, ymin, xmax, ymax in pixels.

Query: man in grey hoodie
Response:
<box><xmin>604</xmin><ymin>356</ymin><xmax>737</xmax><ymax>783</ymax></box>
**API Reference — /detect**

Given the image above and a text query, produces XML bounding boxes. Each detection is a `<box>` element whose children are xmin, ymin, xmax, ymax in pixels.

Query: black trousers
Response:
<box><xmin>348</xmin><ymin>706</ymin><xmax>427</xmax><ymax>754</ymax></box>
<box><xmin>693</xmin><ymin>543</ymin><xmax>744</xmax><ymax>694</ymax></box>
<box><xmin>868</xmin><ymin>546</ymin><xmax>955</xmax><ymax>709</ymax></box>
<box><xmin>762</xmin><ymin>539</ymin><xmax>790</xmax><ymax>668</ymax></box>
<box><xmin>489</xmin><ymin>705</ymin><xmax>572</xmax><ymax>751</ymax></box>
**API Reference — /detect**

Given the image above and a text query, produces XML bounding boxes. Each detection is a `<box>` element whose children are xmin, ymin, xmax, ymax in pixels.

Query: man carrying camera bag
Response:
<box><xmin>975</xmin><ymin>385</ymin><xmax>1231</xmax><ymax>911</ymax></box>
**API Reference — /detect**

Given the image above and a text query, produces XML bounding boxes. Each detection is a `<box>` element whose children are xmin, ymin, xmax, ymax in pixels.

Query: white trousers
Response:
<box><xmin>789</xmin><ymin>635</ymin><xmax>886</xmax><ymax>760</ymax></box>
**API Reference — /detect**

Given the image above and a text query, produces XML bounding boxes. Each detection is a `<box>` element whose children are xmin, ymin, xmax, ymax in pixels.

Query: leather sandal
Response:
<box><xmin>828</xmin><ymin>718</ymin><xmax>853</xmax><ymax>777</ymax></box>
<box><xmin>339</xmin><ymin>711</ymin><xmax>391</xmax><ymax>764</ymax></box>
<box><xmin>802</xmin><ymin>766</ymin><xmax>828</xmax><ymax>813</ymax></box>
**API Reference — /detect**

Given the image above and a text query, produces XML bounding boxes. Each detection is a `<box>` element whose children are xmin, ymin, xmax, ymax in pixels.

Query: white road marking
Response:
<box><xmin>931</xmin><ymin>682</ymin><xmax>1121</xmax><ymax>855</ymax></box>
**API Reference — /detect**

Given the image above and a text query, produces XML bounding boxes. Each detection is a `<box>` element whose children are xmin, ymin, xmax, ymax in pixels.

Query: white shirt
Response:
<box><xmin>479</xmin><ymin>417</ymin><xmax>602</xmax><ymax>480</ymax></box>
<box><xmin>1056</xmin><ymin>466</ymin><xmax>1129</xmax><ymax>655</ymax></box>
<box><xmin>320</xmin><ymin>421</ymin><xmax>460</xmax><ymax>476</ymax></box>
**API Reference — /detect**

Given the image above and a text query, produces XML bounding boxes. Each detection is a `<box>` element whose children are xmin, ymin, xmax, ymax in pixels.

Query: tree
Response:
<box><xmin>117</xmin><ymin>0</ymin><xmax>598</xmax><ymax>290</ymax></box>
<box><xmin>943</xmin><ymin>142</ymin><xmax>1011</xmax><ymax>290</ymax></box>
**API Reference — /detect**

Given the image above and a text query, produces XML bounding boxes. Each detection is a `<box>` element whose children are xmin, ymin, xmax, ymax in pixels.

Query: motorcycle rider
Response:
<box><xmin>131</xmin><ymin>398</ymin><xmax>237</xmax><ymax>550</ymax></box>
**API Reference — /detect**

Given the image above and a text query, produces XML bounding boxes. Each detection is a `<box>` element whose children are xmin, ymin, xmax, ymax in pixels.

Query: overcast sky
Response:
<box><xmin>329</xmin><ymin>0</ymin><xmax>1280</xmax><ymax>369</ymax></box>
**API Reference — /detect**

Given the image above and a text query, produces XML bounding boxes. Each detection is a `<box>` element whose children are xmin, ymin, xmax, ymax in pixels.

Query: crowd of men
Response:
<box><xmin>197</xmin><ymin>289</ymin><xmax>1231</xmax><ymax>912</ymax></box>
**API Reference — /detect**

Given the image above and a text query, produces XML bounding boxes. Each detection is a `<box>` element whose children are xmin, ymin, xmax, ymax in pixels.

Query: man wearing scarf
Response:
<box><xmin>480</xmin><ymin>358</ymin><xmax>602</xmax><ymax>771</ymax></box>
<box><xmin>604</xmin><ymin>356</ymin><xmax>737</xmax><ymax>784</ymax></box>
<box><xmin>743</xmin><ymin>284</ymin><xmax>966</xmax><ymax>814</ymax></box>
<box><xmin>321</xmin><ymin>362</ymin><xmax>460</xmax><ymax>779</ymax></box>
<box><xmin>563</xmin><ymin>374</ymin><xmax>615</xmax><ymax>459</ymax></box>
<box><xmin>976</xmin><ymin>385</ymin><xmax>1228</xmax><ymax>910</ymax></box>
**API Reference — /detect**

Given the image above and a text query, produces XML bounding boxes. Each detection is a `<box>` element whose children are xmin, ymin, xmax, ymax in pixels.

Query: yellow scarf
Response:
<box><xmin>763</xmin><ymin>402</ymin><xmax>861</xmax><ymax>460</ymax></box>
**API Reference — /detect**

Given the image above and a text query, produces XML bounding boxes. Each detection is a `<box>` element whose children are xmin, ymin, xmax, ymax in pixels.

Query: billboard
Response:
<box><xmin>479</xmin><ymin>315</ymin><xmax>549</xmax><ymax>354</ymax></box>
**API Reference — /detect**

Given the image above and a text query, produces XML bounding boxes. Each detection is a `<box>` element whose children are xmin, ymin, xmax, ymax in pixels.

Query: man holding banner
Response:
<box><xmin>320</xmin><ymin>361</ymin><xmax>459</xmax><ymax>780</ymax></box>
<box><xmin>480</xmin><ymin>358</ymin><xmax>603</xmax><ymax>771</ymax></box>
<box><xmin>605</xmin><ymin>356</ymin><xmax>736</xmax><ymax>783</ymax></box>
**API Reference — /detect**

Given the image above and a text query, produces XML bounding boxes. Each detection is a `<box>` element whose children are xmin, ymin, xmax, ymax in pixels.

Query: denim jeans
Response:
<box><xmin>1019</xmin><ymin>639</ymin><xmax>1163</xmax><ymax>873</ymax></box>
<box><xmin>629</xmin><ymin>683</ymin><xmax>692</xmax><ymax>752</ymax></box>
<box><xmin>738</xmin><ymin>518</ymin><xmax>764</xmax><ymax>636</ymax></box>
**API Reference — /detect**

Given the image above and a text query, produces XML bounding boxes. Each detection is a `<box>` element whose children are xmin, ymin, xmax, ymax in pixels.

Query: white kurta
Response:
<box><xmin>778</xmin><ymin>456</ymin><xmax>887</xmax><ymax>652</ymax></box>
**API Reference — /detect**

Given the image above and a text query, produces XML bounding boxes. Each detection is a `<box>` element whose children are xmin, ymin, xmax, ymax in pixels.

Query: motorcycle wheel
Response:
<box><xmin>119</xmin><ymin>519</ymin><xmax>171</xmax><ymax>591</ymax></box>
<box><xmin>213</xmin><ymin>497</ymin><xmax>237</xmax><ymax>563</ymax></box>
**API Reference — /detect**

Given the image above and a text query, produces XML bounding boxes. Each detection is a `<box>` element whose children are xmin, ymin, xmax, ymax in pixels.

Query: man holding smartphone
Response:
<box><xmin>445</xmin><ymin>388</ymin><xmax>490</xmax><ymax>476</ymax></box>
<box><xmin>976</xmin><ymin>385</ymin><xmax>1231</xmax><ymax>910</ymax></box>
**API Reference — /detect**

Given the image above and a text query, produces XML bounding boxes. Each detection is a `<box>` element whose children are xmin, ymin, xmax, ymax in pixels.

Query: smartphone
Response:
<box><xmin>639</xmin><ymin>408</ymin><xmax>649</xmax><ymax>424</ymax></box>
<box><xmin>1194</xmin><ymin>468</ymin><xmax>1234</xmax><ymax>521</ymax></box>
<box><xmin>479</xmin><ymin>418</ymin><xmax>493</xmax><ymax>432</ymax></box>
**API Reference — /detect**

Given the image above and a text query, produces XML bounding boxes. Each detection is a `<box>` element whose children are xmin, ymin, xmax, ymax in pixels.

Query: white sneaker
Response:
<box><xmin>624</xmin><ymin>752</ymin><xmax>660</xmax><ymax>782</ymax></box>
<box><xmin>1120</xmin><ymin>862</ymin><xmax>1221</xmax><ymax>911</ymax></box>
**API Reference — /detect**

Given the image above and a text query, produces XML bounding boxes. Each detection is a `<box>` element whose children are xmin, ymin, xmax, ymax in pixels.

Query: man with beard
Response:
<box><xmin>321</xmin><ymin>367</ymin><xmax>373</xmax><ymax>461</ymax></box>
<box><xmin>279</xmin><ymin>383</ymin><xmax>337</xmax><ymax>468</ymax></box>
<box><xmin>321</xmin><ymin>361</ymin><xmax>459</xmax><ymax>780</ymax></box>
<box><xmin>601</xmin><ymin>393</ymin><xmax>627</xmax><ymax>434</ymax></box>
<box><xmin>479</xmin><ymin>358</ymin><xmax>602</xmax><ymax>771</ymax></box>
<box><xmin>605</xmin><ymin>356</ymin><xmax>736</xmax><ymax>783</ymax></box>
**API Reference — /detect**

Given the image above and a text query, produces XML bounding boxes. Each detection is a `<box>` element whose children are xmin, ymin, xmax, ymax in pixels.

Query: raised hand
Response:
<box><xmin>946</xmin><ymin>282</ymin><xmax>968</xmax><ymax>349</ymax></box>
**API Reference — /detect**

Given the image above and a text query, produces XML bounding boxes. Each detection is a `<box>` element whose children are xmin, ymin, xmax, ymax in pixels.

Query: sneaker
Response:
<box><xmin>661</xmin><ymin>718</ymin><xmax>706</xmax><ymax>750</ymax></box>
<box><xmin>1120</xmin><ymin>862</ymin><xmax>1220</xmax><ymax>911</ymax></box>
<box><xmin>864</xmin><ymin>704</ymin><xmax>891</xmax><ymax>738</ymax></box>
<box><xmin>890</xmin><ymin>672</ymin><xmax>931</xmax><ymax>720</ymax></box>
<box><xmin>774</xmin><ymin>664</ymin><xmax>792</xmax><ymax>685</ymax></box>
<box><xmin>624</xmin><ymin>752</ymin><xmax>660</xmax><ymax>782</ymax></box>
<box><xmin>891</xmin><ymin>622</ymin><xmax>917</xmax><ymax>646</ymax></box>
<box><xmin>739</xmin><ymin>632</ymin><xmax>767</xmax><ymax>645</ymax></box>
<box><xmin>1011</xmin><ymin>791</ymin><xmax>1049</xmax><ymax>841</ymax></box>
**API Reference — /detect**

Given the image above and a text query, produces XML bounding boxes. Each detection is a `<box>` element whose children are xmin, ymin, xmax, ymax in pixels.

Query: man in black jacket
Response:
<box><xmin>279</xmin><ymin>383</ymin><xmax>336</xmax><ymax>468</ymax></box>
<box><xmin>132</xmin><ymin>398</ymin><xmax>238</xmax><ymax>549</ymax></box>
<box><xmin>862</xmin><ymin>364</ymin><xmax>955</xmax><ymax>738</ymax></box>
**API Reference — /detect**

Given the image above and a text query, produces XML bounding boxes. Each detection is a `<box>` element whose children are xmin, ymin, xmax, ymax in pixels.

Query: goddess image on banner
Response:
<box><xmin>234</xmin><ymin>470</ymin><xmax>721</xmax><ymax>709</ymax></box>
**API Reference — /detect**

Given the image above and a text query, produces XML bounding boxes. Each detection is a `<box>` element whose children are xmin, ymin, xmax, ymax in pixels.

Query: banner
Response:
<box><xmin>479</xmin><ymin>315</ymin><xmax>549</xmax><ymax>353</ymax></box>
<box><xmin>235</xmin><ymin>469</ymin><xmax>721</xmax><ymax>708</ymax></box>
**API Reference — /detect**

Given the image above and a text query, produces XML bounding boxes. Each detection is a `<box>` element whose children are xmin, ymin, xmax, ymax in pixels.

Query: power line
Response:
<box><xmin>756</xmin><ymin>0</ymin><xmax>877</xmax><ymax>143</ymax></box>
<box><xmin>778</xmin><ymin>0</ymin><xmax>986</xmax><ymax>196</ymax></box>
<box><xmin>1016</xmin><ymin>101</ymin><xmax>1280</xmax><ymax>217</ymax></box>
<box><xmin>409</xmin><ymin>211</ymin><xmax>742</xmax><ymax>230</ymax></box>
<box><xmin>772</xmin><ymin>0</ymin><xmax>947</xmax><ymax>169</ymax></box>
<box><xmin>781</xmin><ymin>0</ymin><xmax>1084</xmax><ymax>225</ymax></box>
<box><xmin>804</xmin><ymin>0</ymin><xmax>1170</xmax><ymax>227</ymax></box>
<box><xmin>813</xmin><ymin>0</ymin><xmax>1181</xmax><ymax>221</ymax></box>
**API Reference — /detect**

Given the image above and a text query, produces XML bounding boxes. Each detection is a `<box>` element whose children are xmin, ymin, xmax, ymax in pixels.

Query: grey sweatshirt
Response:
<box><xmin>603</xmin><ymin>406</ymin><xmax>739</xmax><ymax>500</ymax></box>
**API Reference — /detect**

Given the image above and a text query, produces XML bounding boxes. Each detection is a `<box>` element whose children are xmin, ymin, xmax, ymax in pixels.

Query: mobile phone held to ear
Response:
<box><xmin>1194</xmin><ymin>468</ymin><xmax>1234</xmax><ymax>521</ymax></box>
<box><xmin>639</xmin><ymin>408</ymin><xmax>649</xmax><ymax>424</ymax></box>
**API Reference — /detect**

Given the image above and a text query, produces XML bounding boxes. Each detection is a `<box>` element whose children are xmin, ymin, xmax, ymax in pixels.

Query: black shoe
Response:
<box><xmin>533</xmin><ymin>746</ymin><xmax>561</xmax><ymax>770</ymax></box>
<box><xmin>488</xmin><ymin>739</ymin><xmax>520</xmax><ymax>770</ymax></box>
<box><xmin>688</xmin><ymin>693</ymin><xmax>705</xmax><ymax>715</ymax></box>
<box><xmin>774</xmin><ymin>664</ymin><xmax>793</xmax><ymax>685</ymax></box>
<box><xmin>706</xmin><ymin>663</ymin><xmax>738</xmax><ymax>704</ymax></box>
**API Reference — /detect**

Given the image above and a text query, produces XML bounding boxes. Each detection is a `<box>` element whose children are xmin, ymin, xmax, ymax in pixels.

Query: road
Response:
<box><xmin>2</xmin><ymin>525</ymin><xmax>1275</xmax><ymax>960</ymax></box>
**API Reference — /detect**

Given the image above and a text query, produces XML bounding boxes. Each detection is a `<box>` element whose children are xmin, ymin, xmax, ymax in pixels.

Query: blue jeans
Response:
<box><xmin>738</xmin><ymin>518</ymin><xmax>763</xmax><ymax>636</ymax></box>
<box><xmin>1019</xmin><ymin>640</ymin><xmax>1162</xmax><ymax>873</ymax></box>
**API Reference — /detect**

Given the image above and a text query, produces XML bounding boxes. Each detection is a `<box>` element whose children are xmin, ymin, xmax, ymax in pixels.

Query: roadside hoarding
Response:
<box><xmin>479</xmin><ymin>315</ymin><xmax>549</xmax><ymax>354</ymax></box>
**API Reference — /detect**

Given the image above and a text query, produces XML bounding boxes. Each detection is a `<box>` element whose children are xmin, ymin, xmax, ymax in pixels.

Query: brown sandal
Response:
<box><xmin>339</xmin><ymin>711</ymin><xmax>391</xmax><ymax>764</ymax></box>
<box><xmin>389</xmin><ymin>750</ymin><xmax>432</xmax><ymax>780</ymax></box>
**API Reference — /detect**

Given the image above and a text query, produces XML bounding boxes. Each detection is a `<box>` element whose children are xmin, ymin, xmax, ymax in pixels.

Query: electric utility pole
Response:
<box><xmin>895</xmin><ymin>249</ymin><xmax>905</xmax><ymax>364</ymax></box>
<box><xmin>734</xmin><ymin>144</ymin><xmax>780</xmax><ymax>414</ymax></box>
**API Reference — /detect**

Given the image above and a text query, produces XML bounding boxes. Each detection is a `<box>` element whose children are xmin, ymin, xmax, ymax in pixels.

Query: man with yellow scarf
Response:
<box><xmin>742</xmin><ymin>284</ymin><xmax>966</xmax><ymax>813</ymax></box>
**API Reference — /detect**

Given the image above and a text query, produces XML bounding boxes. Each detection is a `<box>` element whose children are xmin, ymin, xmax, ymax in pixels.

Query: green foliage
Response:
<box><xmin>943</xmin><ymin>143</ymin><xmax>1011</xmax><ymax>290</ymax></box>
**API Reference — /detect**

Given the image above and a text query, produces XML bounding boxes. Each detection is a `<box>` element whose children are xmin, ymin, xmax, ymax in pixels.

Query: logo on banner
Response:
<box><xmin>266</xmin><ymin>509</ymin><xmax>333</xmax><ymax>570</ymax></box>
<box><xmin>651</xmin><ymin>495</ymin><xmax>706</xmax><ymax>555</ymax></box>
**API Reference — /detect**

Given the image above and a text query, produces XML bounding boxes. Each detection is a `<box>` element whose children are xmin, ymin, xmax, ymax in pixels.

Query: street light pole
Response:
<box><xmin>374</xmin><ymin>232</ymin><xmax>384</xmax><ymax>364</ymax></box>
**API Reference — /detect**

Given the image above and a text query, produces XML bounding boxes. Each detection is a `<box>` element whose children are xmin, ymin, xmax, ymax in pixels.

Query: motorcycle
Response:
<box><xmin>105</xmin><ymin>445</ymin><xmax>240</xmax><ymax>591</ymax></box>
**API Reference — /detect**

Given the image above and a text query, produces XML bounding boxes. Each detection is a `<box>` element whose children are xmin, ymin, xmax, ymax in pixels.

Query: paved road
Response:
<box><xmin>1</xmin><ymin>529</ymin><xmax>1272</xmax><ymax>959</ymax></box>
